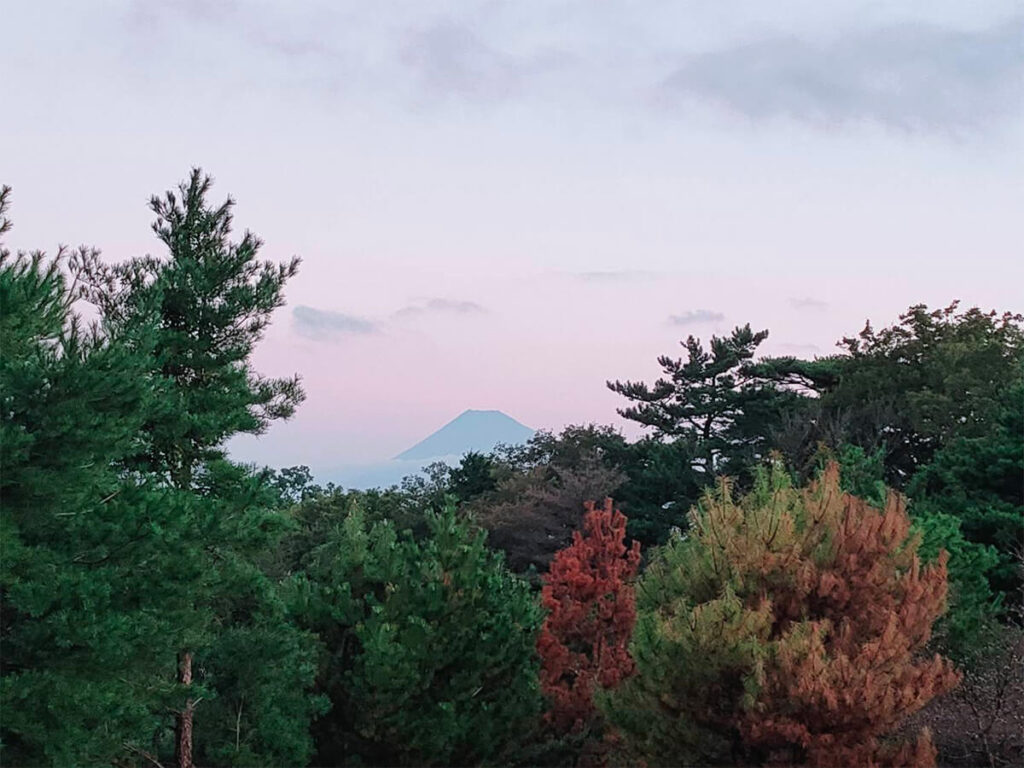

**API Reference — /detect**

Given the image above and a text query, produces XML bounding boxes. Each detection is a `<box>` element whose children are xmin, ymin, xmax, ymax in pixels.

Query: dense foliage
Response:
<box><xmin>289</xmin><ymin>505</ymin><xmax>542</xmax><ymax>766</ymax></box>
<box><xmin>821</xmin><ymin>304</ymin><xmax>1022</xmax><ymax>486</ymax></box>
<box><xmin>1</xmin><ymin>187</ymin><xmax>190</xmax><ymax>765</ymax></box>
<box><xmin>538</xmin><ymin>499</ymin><xmax>640</xmax><ymax>735</ymax></box>
<box><xmin>907</xmin><ymin>387</ymin><xmax>1023</xmax><ymax>609</ymax></box>
<box><xmin>603</xmin><ymin>463</ymin><xmax>960</xmax><ymax>767</ymax></box>
<box><xmin>606</xmin><ymin>305</ymin><xmax>1023</xmax><ymax>659</ymax></box>
<box><xmin>767</xmin><ymin>305</ymin><xmax>1023</xmax><ymax>609</ymax></box>
<box><xmin>1</xmin><ymin>176</ymin><xmax>322</xmax><ymax>767</ymax></box>
<box><xmin>608</xmin><ymin>324</ymin><xmax>798</xmax><ymax>480</ymax></box>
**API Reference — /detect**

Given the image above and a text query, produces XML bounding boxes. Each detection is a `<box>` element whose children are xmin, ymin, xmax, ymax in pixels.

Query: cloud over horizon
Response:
<box><xmin>393</xmin><ymin>298</ymin><xmax>487</xmax><ymax>319</ymax></box>
<box><xmin>293</xmin><ymin>305</ymin><xmax>379</xmax><ymax>341</ymax></box>
<box><xmin>667</xmin><ymin>309</ymin><xmax>726</xmax><ymax>326</ymax></box>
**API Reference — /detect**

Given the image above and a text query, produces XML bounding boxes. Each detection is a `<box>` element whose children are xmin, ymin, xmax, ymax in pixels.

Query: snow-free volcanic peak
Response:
<box><xmin>394</xmin><ymin>409</ymin><xmax>535</xmax><ymax>461</ymax></box>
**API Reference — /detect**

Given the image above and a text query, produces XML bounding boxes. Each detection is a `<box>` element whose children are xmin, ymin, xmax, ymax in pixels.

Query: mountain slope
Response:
<box><xmin>395</xmin><ymin>409</ymin><xmax>535</xmax><ymax>461</ymax></box>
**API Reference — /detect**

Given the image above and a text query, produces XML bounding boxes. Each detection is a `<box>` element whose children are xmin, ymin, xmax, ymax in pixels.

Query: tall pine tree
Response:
<box><xmin>1</xmin><ymin>186</ymin><xmax>197</xmax><ymax>765</ymax></box>
<box><xmin>76</xmin><ymin>170</ymin><xmax>316</xmax><ymax>767</ymax></box>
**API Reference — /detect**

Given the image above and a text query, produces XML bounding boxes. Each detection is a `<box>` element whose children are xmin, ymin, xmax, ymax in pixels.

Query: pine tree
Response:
<box><xmin>447</xmin><ymin>451</ymin><xmax>498</xmax><ymax>502</ymax></box>
<box><xmin>289</xmin><ymin>504</ymin><xmax>543</xmax><ymax>766</ymax></box>
<box><xmin>829</xmin><ymin>444</ymin><xmax>1004</xmax><ymax>660</ymax></box>
<box><xmin>603</xmin><ymin>461</ymin><xmax>960</xmax><ymax>767</ymax></box>
<box><xmin>76</xmin><ymin>169</ymin><xmax>316</xmax><ymax>767</ymax></box>
<box><xmin>538</xmin><ymin>499</ymin><xmax>640</xmax><ymax>735</ymax></box>
<box><xmin>1</xmin><ymin>186</ymin><xmax>194</xmax><ymax>765</ymax></box>
<box><xmin>77</xmin><ymin>168</ymin><xmax>303</xmax><ymax>485</ymax></box>
<box><xmin>907</xmin><ymin>384</ymin><xmax>1024</xmax><ymax>611</ymax></box>
<box><xmin>608</xmin><ymin>324</ymin><xmax>804</xmax><ymax>481</ymax></box>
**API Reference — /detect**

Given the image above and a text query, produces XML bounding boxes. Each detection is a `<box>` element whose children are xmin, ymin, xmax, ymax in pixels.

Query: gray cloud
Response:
<box><xmin>661</xmin><ymin>18</ymin><xmax>1024</xmax><ymax>132</ymax></box>
<box><xmin>119</xmin><ymin>5</ymin><xmax>1022</xmax><ymax>131</ymax></box>
<box><xmin>400</xmin><ymin>20</ymin><xmax>568</xmax><ymax>102</ymax></box>
<box><xmin>789</xmin><ymin>296</ymin><xmax>828</xmax><ymax>310</ymax></box>
<box><xmin>401</xmin><ymin>21</ymin><xmax>523</xmax><ymax>101</ymax></box>
<box><xmin>667</xmin><ymin>309</ymin><xmax>725</xmax><ymax>326</ymax></box>
<box><xmin>393</xmin><ymin>298</ymin><xmax>487</xmax><ymax>319</ymax></box>
<box><xmin>121</xmin><ymin>0</ymin><xmax>351</xmax><ymax>83</ymax></box>
<box><xmin>293</xmin><ymin>305</ymin><xmax>379</xmax><ymax>341</ymax></box>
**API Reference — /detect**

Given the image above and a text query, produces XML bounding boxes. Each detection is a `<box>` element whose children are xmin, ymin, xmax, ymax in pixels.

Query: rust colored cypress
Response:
<box><xmin>538</xmin><ymin>499</ymin><xmax>641</xmax><ymax>734</ymax></box>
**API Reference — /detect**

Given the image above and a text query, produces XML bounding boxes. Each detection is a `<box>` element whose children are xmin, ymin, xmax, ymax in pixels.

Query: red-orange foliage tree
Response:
<box><xmin>538</xmin><ymin>498</ymin><xmax>641</xmax><ymax>734</ymax></box>
<box><xmin>604</xmin><ymin>462</ymin><xmax>961</xmax><ymax>768</ymax></box>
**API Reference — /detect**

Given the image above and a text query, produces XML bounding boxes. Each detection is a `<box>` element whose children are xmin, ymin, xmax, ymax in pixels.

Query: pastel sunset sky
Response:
<box><xmin>4</xmin><ymin>1</ymin><xmax>1022</xmax><ymax>477</ymax></box>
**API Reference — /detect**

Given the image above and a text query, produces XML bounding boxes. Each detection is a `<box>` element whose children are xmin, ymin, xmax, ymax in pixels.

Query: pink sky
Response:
<box><xmin>4</xmin><ymin>2</ymin><xmax>1022</xmax><ymax>474</ymax></box>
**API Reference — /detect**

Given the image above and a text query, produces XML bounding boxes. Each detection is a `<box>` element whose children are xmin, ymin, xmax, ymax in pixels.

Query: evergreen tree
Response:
<box><xmin>834</xmin><ymin>303</ymin><xmax>1023</xmax><ymax>482</ymax></box>
<box><xmin>290</xmin><ymin>504</ymin><xmax>543</xmax><ymax>766</ymax></box>
<box><xmin>764</xmin><ymin>302</ymin><xmax>1023</xmax><ymax>638</ymax></box>
<box><xmin>267</xmin><ymin>465</ymin><xmax>324</xmax><ymax>505</ymax></box>
<box><xmin>76</xmin><ymin>169</ymin><xmax>317</xmax><ymax>767</ymax></box>
<box><xmin>828</xmin><ymin>443</ymin><xmax>1003</xmax><ymax>659</ymax></box>
<box><xmin>907</xmin><ymin>385</ymin><xmax>1023</xmax><ymax>619</ymax></box>
<box><xmin>603</xmin><ymin>462</ymin><xmax>959</xmax><ymax>767</ymax></box>
<box><xmin>447</xmin><ymin>451</ymin><xmax>498</xmax><ymax>502</ymax></box>
<box><xmin>1</xmin><ymin>187</ymin><xmax>194</xmax><ymax>765</ymax></box>
<box><xmin>614</xmin><ymin>437</ymin><xmax>707</xmax><ymax>546</ymax></box>
<box><xmin>608</xmin><ymin>324</ymin><xmax>804</xmax><ymax>481</ymax></box>
<box><xmin>538</xmin><ymin>500</ymin><xmax>640</xmax><ymax>735</ymax></box>
<box><xmin>764</xmin><ymin>302</ymin><xmax>1024</xmax><ymax>487</ymax></box>
<box><xmin>77</xmin><ymin>168</ymin><xmax>303</xmax><ymax>485</ymax></box>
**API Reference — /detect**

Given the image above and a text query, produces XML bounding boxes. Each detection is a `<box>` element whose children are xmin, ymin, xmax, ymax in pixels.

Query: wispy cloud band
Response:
<box><xmin>393</xmin><ymin>298</ymin><xmax>487</xmax><ymax>319</ymax></box>
<box><xmin>668</xmin><ymin>309</ymin><xmax>725</xmax><ymax>326</ymax></box>
<box><xmin>293</xmin><ymin>305</ymin><xmax>379</xmax><ymax>341</ymax></box>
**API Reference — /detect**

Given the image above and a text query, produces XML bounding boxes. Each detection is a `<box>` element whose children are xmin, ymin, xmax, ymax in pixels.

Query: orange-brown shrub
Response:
<box><xmin>603</xmin><ymin>461</ymin><xmax>960</xmax><ymax>767</ymax></box>
<box><xmin>538</xmin><ymin>499</ymin><xmax>641</xmax><ymax>735</ymax></box>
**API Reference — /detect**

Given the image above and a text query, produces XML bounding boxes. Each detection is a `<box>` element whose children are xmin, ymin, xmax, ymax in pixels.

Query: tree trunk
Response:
<box><xmin>175</xmin><ymin>651</ymin><xmax>194</xmax><ymax>768</ymax></box>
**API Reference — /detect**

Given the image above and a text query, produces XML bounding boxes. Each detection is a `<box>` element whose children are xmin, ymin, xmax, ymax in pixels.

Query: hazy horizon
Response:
<box><xmin>4</xmin><ymin>1</ymin><xmax>1021</xmax><ymax>472</ymax></box>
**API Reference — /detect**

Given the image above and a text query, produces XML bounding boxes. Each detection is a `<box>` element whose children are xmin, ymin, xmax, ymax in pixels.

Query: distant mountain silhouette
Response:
<box><xmin>394</xmin><ymin>409</ymin><xmax>535</xmax><ymax>461</ymax></box>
